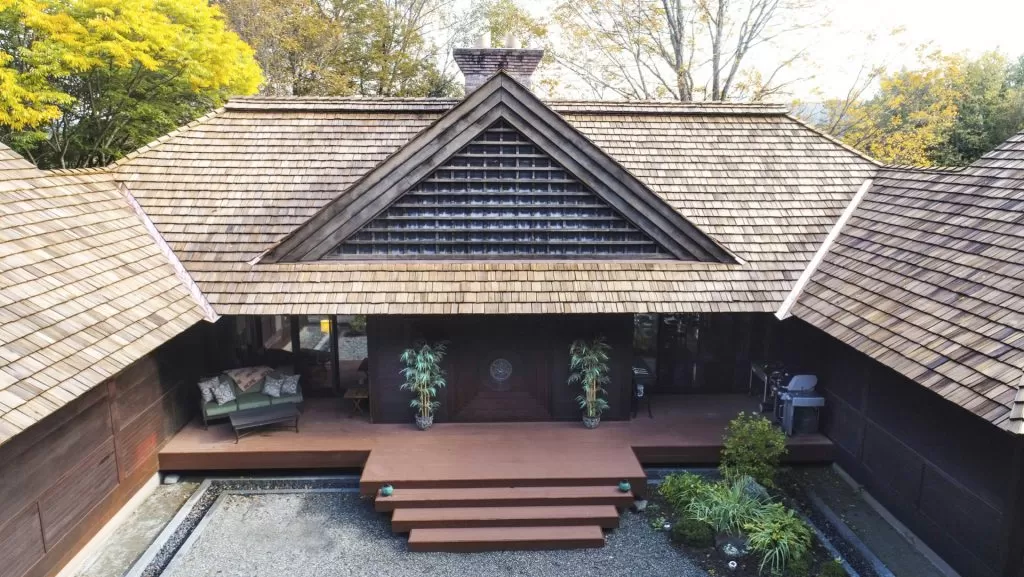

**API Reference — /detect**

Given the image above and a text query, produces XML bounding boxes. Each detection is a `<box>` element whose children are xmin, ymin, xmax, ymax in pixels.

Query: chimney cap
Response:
<box><xmin>453</xmin><ymin>47</ymin><xmax>544</xmax><ymax>94</ymax></box>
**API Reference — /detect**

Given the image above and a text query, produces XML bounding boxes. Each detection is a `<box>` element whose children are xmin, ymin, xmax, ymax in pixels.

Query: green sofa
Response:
<box><xmin>200</xmin><ymin>372</ymin><xmax>303</xmax><ymax>428</ymax></box>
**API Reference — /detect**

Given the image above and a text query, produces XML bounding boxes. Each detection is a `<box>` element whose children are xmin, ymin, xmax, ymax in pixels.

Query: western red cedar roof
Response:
<box><xmin>792</xmin><ymin>132</ymin><xmax>1024</xmax><ymax>432</ymax></box>
<box><xmin>111</xmin><ymin>94</ymin><xmax>877</xmax><ymax>315</ymax></box>
<box><xmin>0</xmin><ymin>144</ymin><xmax>205</xmax><ymax>445</ymax></box>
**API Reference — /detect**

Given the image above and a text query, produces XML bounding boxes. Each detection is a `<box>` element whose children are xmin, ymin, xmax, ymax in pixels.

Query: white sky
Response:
<box><xmin>498</xmin><ymin>0</ymin><xmax>1024</xmax><ymax>99</ymax></box>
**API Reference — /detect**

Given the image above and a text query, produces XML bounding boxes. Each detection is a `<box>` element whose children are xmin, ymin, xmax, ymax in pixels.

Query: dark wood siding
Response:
<box><xmin>0</xmin><ymin>322</ymin><xmax>210</xmax><ymax>577</ymax></box>
<box><xmin>782</xmin><ymin>319</ymin><xmax>1017</xmax><ymax>577</ymax></box>
<box><xmin>368</xmin><ymin>314</ymin><xmax>632</xmax><ymax>423</ymax></box>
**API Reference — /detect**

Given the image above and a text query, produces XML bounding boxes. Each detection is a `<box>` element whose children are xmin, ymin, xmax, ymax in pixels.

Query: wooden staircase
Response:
<box><xmin>374</xmin><ymin>484</ymin><xmax>636</xmax><ymax>552</ymax></box>
<box><xmin>358</xmin><ymin>423</ymin><xmax>647</xmax><ymax>552</ymax></box>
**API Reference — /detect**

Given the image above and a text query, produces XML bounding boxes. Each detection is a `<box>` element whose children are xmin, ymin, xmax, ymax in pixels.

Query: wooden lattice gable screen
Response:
<box><xmin>329</xmin><ymin>120</ymin><xmax>671</xmax><ymax>259</ymax></box>
<box><xmin>266</xmin><ymin>73</ymin><xmax>733</xmax><ymax>263</ymax></box>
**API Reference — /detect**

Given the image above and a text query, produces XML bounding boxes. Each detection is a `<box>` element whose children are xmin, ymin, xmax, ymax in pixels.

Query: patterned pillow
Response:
<box><xmin>212</xmin><ymin>378</ymin><xmax>237</xmax><ymax>405</ymax></box>
<box><xmin>262</xmin><ymin>375</ymin><xmax>283</xmax><ymax>398</ymax></box>
<box><xmin>224</xmin><ymin>366</ymin><xmax>274</xmax><ymax>392</ymax></box>
<box><xmin>197</xmin><ymin>376</ymin><xmax>219</xmax><ymax>403</ymax></box>
<box><xmin>280</xmin><ymin>374</ymin><xmax>300</xmax><ymax>396</ymax></box>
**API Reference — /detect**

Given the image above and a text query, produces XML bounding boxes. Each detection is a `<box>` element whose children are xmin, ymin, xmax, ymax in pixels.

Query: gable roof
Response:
<box><xmin>791</xmin><ymin>131</ymin><xmax>1024</xmax><ymax>432</ymax></box>
<box><xmin>0</xmin><ymin>144</ymin><xmax>205</xmax><ymax>446</ymax></box>
<box><xmin>266</xmin><ymin>73</ymin><xmax>733</xmax><ymax>263</ymax></box>
<box><xmin>112</xmin><ymin>93</ymin><xmax>876</xmax><ymax>315</ymax></box>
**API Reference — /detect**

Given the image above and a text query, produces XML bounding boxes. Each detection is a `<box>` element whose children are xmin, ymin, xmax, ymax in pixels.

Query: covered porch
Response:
<box><xmin>159</xmin><ymin>394</ymin><xmax>833</xmax><ymax>473</ymax></box>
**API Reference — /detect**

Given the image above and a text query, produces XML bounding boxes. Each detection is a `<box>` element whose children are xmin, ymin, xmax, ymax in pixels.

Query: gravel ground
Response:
<box><xmin>161</xmin><ymin>491</ymin><xmax>708</xmax><ymax>577</ymax></box>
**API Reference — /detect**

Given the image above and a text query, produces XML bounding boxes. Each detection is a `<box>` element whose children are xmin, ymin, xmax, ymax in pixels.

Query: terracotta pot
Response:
<box><xmin>415</xmin><ymin>414</ymin><xmax>434</xmax><ymax>430</ymax></box>
<box><xmin>583</xmin><ymin>415</ymin><xmax>601</xmax><ymax>429</ymax></box>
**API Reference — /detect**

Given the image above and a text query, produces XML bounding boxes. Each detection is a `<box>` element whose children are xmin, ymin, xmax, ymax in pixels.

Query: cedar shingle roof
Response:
<box><xmin>0</xmin><ymin>144</ymin><xmax>205</xmax><ymax>445</ymax></box>
<box><xmin>113</xmin><ymin>97</ymin><xmax>877</xmax><ymax>315</ymax></box>
<box><xmin>792</xmin><ymin>132</ymin><xmax>1024</xmax><ymax>432</ymax></box>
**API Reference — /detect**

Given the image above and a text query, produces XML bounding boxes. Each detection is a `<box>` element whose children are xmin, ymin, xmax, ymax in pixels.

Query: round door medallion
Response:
<box><xmin>489</xmin><ymin>358</ymin><xmax>513</xmax><ymax>382</ymax></box>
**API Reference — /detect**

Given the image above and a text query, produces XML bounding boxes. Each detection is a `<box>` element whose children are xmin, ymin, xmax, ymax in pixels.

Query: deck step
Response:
<box><xmin>375</xmin><ymin>485</ymin><xmax>635</xmax><ymax>512</ymax></box>
<box><xmin>407</xmin><ymin>525</ymin><xmax>605</xmax><ymax>552</ymax></box>
<box><xmin>391</xmin><ymin>505</ymin><xmax>620</xmax><ymax>532</ymax></box>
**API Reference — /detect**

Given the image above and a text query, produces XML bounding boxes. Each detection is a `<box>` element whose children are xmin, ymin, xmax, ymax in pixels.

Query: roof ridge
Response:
<box><xmin>111</xmin><ymin>107</ymin><xmax>227</xmax><ymax>170</ymax></box>
<box><xmin>879</xmin><ymin>163</ymin><xmax>969</xmax><ymax>173</ymax></box>
<box><xmin>224</xmin><ymin>95</ymin><xmax>790</xmax><ymax>115</ymax></box>
<box><xmin>783</xmin><ymin>113</ymin><xmax>883</xmax><ymax>166</ymax></box>
<box><xmin>776</xmin><ymin>178</ymin><xmax>875</xmax><ymax>320</ymax></box>
<box><xmin>116</xmin><ymin>181</ymin><xmax>219</xmax><ymax>323</ymax></box>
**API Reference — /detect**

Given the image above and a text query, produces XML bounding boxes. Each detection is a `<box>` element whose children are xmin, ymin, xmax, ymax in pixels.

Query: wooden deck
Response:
<box><xmin>159</xmin><ymin>394</ymin><xmax>833</xmax><ymax>473</ymax></box>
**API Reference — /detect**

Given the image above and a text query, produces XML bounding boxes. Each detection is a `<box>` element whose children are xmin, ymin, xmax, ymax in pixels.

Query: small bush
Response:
<box><xmin>744</xmin><ymin>502</ymin><xmax>813</xmax><ymax>576</ymax></box>
<box><xmin>348</xmin><ymin>314</ymin><xmax>367</xmax><ymax>334</ymax></box>
<box><xmin>818</xmin><ymin>559</ymin><xmax>846</xmax><ymax>577</ymax></box>
<box><xmin>720</xmin><ymin>412</ymin><xmax>787</xmax><ymax>488</ymax></box>
<box><xmin>659</xmin><ymin>472</ymin><xmax>710</xmax><ymax>512</ymax></box>
<box><xmin>686</xmin><ymin>475</ymin><xmax>767</xmax><ymax>536</ymax></box>
<box><xmin>671</xmin><ymin>516</ymin><xmax>715</xmax><ymax>548</ymax></box>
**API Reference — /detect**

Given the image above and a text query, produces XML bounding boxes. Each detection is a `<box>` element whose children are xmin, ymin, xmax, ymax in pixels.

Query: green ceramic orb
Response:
<box><xmin>380</xmin><ymin>484</ymin><xmax>394</xmax><ymax>497</ymax></box>
<box><xmin>618</xmin><ymin>480</ymin><xmax>632</xmax><ymax>493</ymax></box>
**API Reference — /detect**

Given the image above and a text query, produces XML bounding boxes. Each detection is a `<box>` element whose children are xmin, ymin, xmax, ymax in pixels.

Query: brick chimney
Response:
<box><xmin>454</xmin><ymin>35</ymin><xmax>543</xmax><ymax>94</ymax></box>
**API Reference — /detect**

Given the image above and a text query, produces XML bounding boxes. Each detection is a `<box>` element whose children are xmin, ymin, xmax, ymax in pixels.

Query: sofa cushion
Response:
<box><xmin>197</xmin><ymin>376</ymin><xmax>218</xmax><ymax>403</ymax></box>
<box><xmin>262</xmin><ymin>375</ymin><xmax>284</xmax><ymax>398</ymax></box>
<box><xmin>270</xmin><ymin>391</ymin><xmax>303</xmax><ymax>406</ymax></box>
<box><xmin>212</xmin><ymin>378</ymin><xmax>237</xmax><ymax>405</ymax></box>
<box><xmin>204</xmin><ymin>400</ymin><xmax>237</xmax><ymax>416</ymax></box>
<box><xmin>236</xmin><ymin>392</ymin><xmax>271</xmax><ymax>411</ymax></box>
<box><xmin>225</xmin><ymin>366</ymin><xmax>274</xmax><ymax>392</ymax></box>
<box><xmin>280</xmin><ymin>374</ymin><xmax>301</xmax><ymax>396</ymax></box>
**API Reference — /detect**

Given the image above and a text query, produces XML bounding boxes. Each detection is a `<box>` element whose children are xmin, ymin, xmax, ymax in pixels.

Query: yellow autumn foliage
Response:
<box><xmin>0</xmin><ymin>0</ymin><xmax>262</xmax><ymax>166</ymax></box>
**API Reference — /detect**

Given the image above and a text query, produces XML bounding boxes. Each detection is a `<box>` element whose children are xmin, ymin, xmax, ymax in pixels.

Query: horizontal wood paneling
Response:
<box><xmin>0</xmin><ymin>507</ymin><xmax>45</xmax><ymax>577</ymax></box>
<box><xmin>116</xmin><ymin>393</ymin><xmax>180</xmax><ymax>480</ymax></box>
<box><xmin>113</xmin><ymin>357</ymin><xmax>168</xmax><ymax>429</ymax></box>
<box><xmin>38</xmin><ymin>439</ymin><xmax>119</xmax><ymax>548</ymax></box>
<box><xmin>0</xmin><ymin>396</ymin><xmax>112</xmax><ymax>519</ymax></box>
<box><xmin>0</xmin><ymin>322</ymin><xmax>210</xmax><ymax>577</ymax></box>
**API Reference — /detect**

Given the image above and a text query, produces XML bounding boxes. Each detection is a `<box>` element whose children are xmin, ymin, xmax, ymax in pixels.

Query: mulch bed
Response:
<box><xmin>643</xmin><ymin>471</ymin><xmax>874</xmax><ymax>577</ymax></box>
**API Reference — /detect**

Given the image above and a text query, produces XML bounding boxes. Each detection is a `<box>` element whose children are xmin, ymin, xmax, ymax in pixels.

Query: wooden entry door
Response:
<box><xmin>449</xmin><ymin>320</ymin><xmax>551</xmax><ymax>421</ymax></box>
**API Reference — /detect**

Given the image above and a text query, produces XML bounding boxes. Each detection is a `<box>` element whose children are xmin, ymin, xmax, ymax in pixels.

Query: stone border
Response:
<box><xmin>124</xmin><ymin>477</ymin><xmax>360</xmax><ymax>577</ymax></box>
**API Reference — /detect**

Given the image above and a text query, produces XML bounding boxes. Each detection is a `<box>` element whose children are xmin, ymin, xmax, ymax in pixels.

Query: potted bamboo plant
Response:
<box><xmin>399</xmin><ymin>341</ymin><xmax>448</xmax><ymax>430</ymax></box>
<box><xmin>568</xmin><ymin>336</ymin><xmax>611</xmax><ymax>428</ymax></box>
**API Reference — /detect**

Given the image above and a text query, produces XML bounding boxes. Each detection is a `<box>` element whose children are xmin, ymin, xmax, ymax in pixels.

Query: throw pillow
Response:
<box><xmin>224</xmin><ymin>366</ymin><xmax>274</xmax><ymax>392</ymax></box>
<box><xmin>262</xmin><ymin>375</ymin><xmax>283</xmax><ymax>398</ymax></box>
<box><xmin>212</xmin><ymin>378</ymin><xmax>237</xmax><ymax>405</ymax></box>
<box><xmin>280</xmin><ymin>374</ymin><xmax>300</xmax><ymax>396</ymax></box>
<box><xmin>197</xmin><ymin>376</ymin><xmax>218</xmax><ymax>403</ymax></box>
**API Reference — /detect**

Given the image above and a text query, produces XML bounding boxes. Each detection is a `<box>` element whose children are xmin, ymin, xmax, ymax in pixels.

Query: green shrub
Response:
<box><xmin>671</xmin><ymin>516</ymin><xmax>715</xmax><ymax>548</ymax></box>
<box><xmin>686</xmin><ymin>475</ymin><xmax>767</xmax><ymax>536</ymax></box>
<box><xmin>744</xmin><ymin>502</ymin><xmax>813</xmax><ymax>576</ymax></box>
<box><xmin>659</xmin><ymin>472</ymin><xmax>710</xmax><ymax>512</ymax></box>
<box><xmin>720</xmin><ymin>412</ymin><xmax>788</xmax><ymax>488</ymax></box>
<box><xmin>818</xmin><ymin>559</ymin><xmax>846</xmax><ymax>577</ymax></box>
<box><xmin>348</xmin><ymin>314</ymin><xmax>367</xmax><ymax>334</ymax></box>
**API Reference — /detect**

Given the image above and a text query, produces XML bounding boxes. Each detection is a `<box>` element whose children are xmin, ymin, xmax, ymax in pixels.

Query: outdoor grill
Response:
<box><xmin>774</xmin><ymin>374</ymin><xmax>825</xmax><ymax>436</ymax></box>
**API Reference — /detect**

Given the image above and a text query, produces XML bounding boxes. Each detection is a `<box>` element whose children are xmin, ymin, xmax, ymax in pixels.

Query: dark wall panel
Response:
<box><xmin>38</xmin><ymin>439</ymin><xmax>119</xmax><ymax>548</ymax></box>
<box><xmin>369</xmin><ymin>314</ymin><xmax>632</xmax><ymax>423</ymax></box>
<box><xmin>0</xmin><ymin>507</ymin><xmax>45</xmax><ymax>577</ymax></box>
<box><xmin>781</xmin><ymin>318</ymin><xmax>1016</xmax><ymax>577</ymax></box>
<box><xmin>0</xmin><ymin>321</ymin><xmax>211</xmax><ymax>577</ymax></box>
<box><xmin>0</xmin><ymin>395</ymin><xmax>112</xmax><ymax>518</ymax></box>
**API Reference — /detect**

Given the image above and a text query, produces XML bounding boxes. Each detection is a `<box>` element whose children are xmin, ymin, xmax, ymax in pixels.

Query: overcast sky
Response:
<box><xmin>502</xmin><ymin>0</ymin><xmax>1024</xmax><ymax>100</ymax></box>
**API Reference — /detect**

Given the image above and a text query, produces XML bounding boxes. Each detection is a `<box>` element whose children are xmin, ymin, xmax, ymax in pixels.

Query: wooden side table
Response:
<box><xmin>344</xmin><ymin>387</ymin><xmax>369</xmax><ymax>415</ymax></box>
